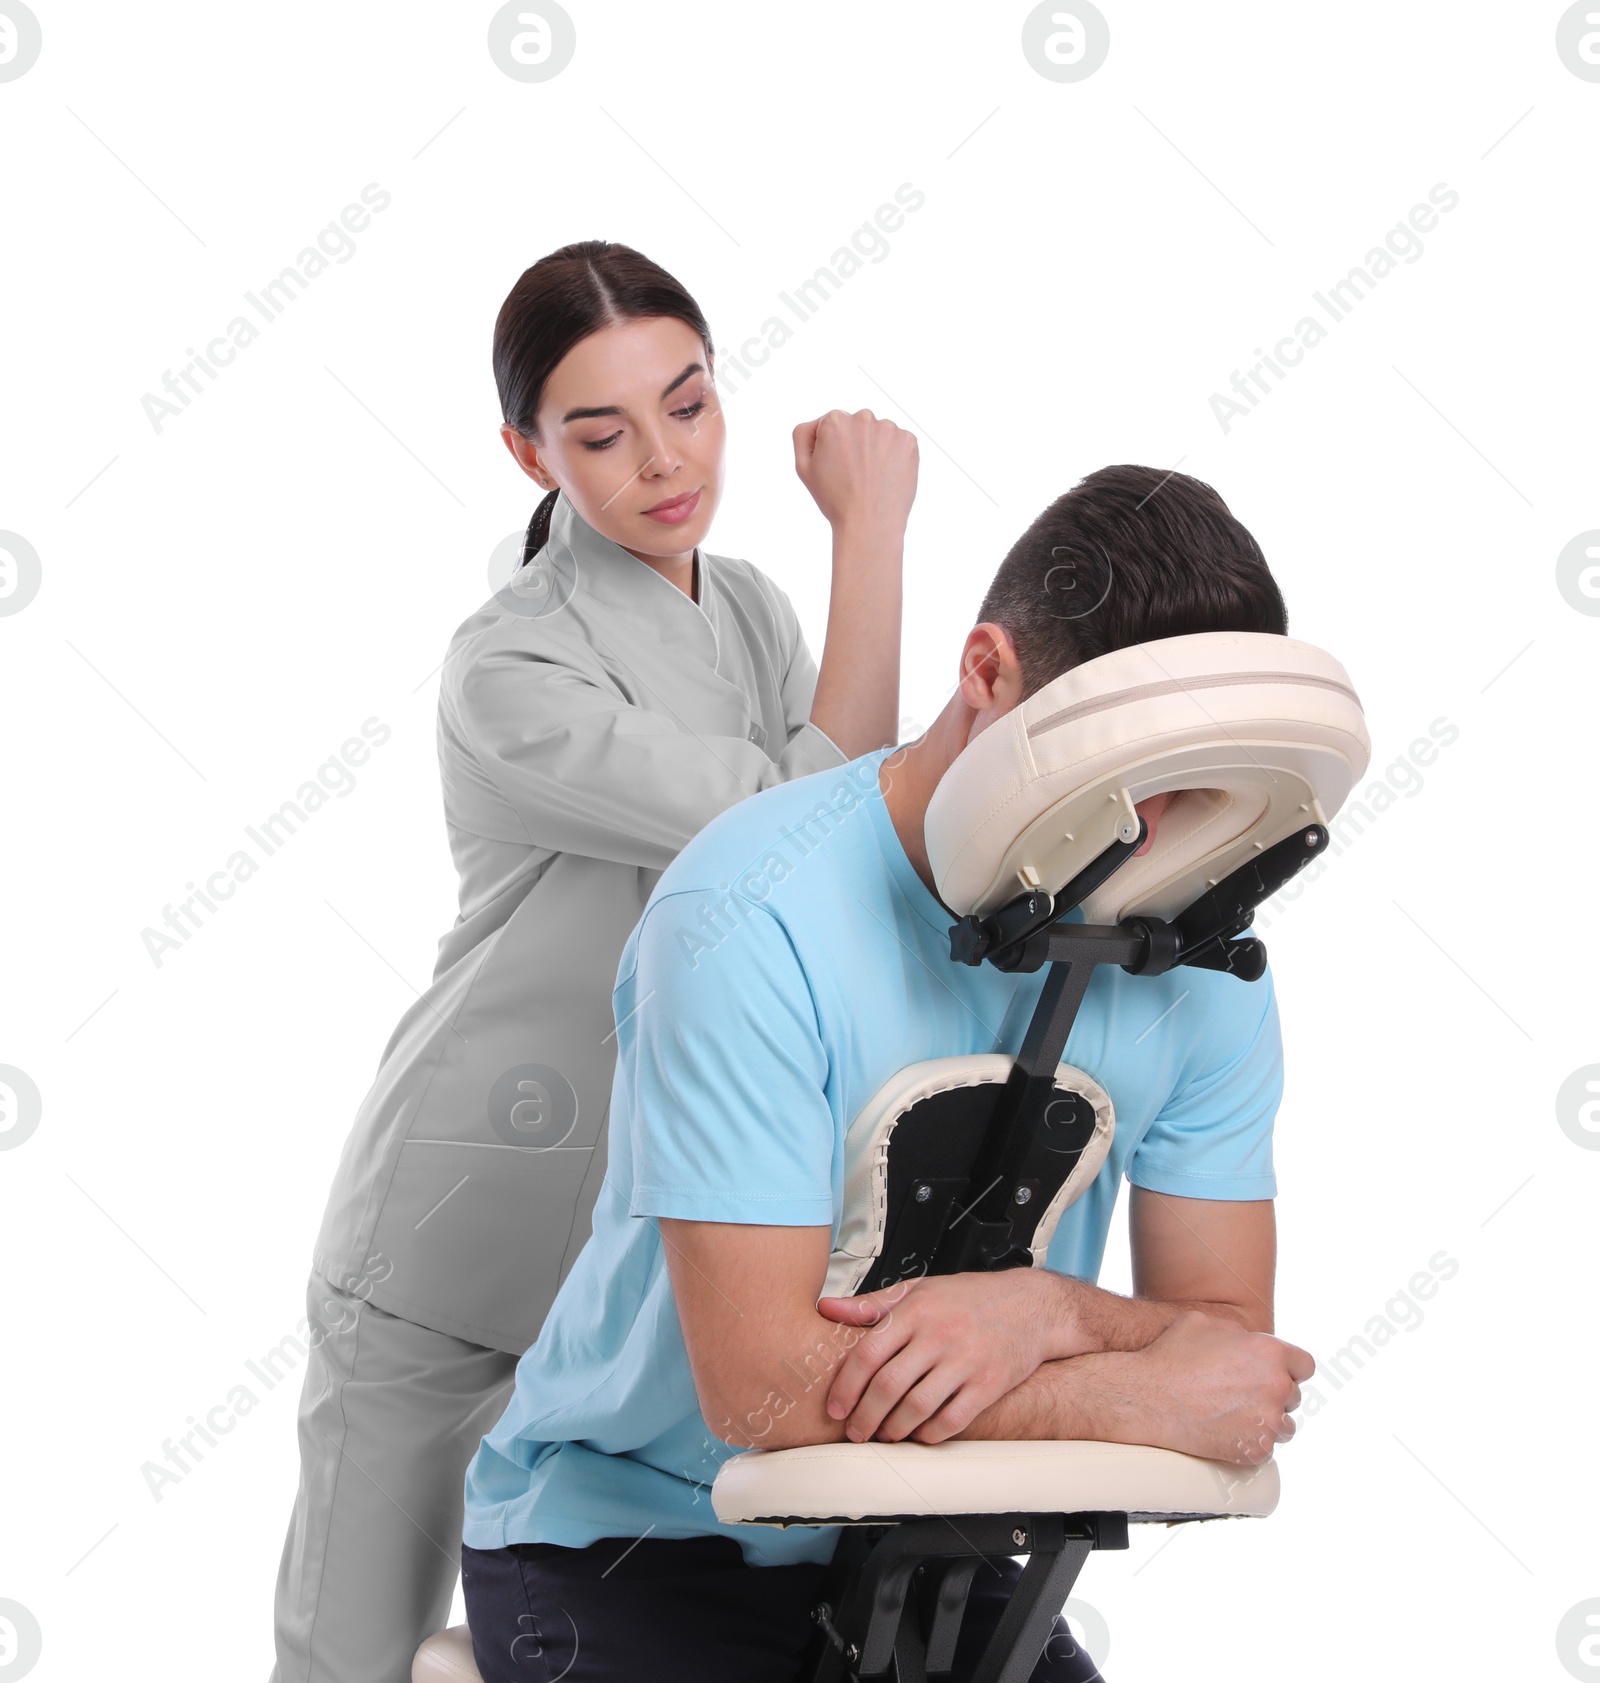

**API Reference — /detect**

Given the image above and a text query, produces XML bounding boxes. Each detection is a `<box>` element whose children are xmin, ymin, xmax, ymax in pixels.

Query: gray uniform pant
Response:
<box><xmin>269</xmin><ymin>1271</ymin><xmax>520</xmax><ymax>1683</ymax></box>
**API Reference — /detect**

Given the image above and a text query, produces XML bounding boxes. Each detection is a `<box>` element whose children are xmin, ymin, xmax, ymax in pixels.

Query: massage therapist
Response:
<box><xmin>267</xmin><ymin>239</ymin><xmax>918</xmax><ymax>1683</ymax></box>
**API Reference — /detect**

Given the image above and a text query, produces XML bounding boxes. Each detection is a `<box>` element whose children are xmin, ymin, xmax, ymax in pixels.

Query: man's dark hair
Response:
<box><xmin>977</xmin><ymin>464</ymin><xmax>1288</xmax><ymax>697</ymax></box>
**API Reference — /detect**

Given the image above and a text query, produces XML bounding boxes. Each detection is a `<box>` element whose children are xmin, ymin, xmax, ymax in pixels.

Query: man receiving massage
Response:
<box><xmin>457</xmin><ymin>464</ymin><xmax>1318</xmax><ymax>1683</ymax></box>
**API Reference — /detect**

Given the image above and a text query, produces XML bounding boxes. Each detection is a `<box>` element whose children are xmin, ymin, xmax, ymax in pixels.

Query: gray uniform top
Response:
<box><xmin>312</xmin><ymin>492</ymin><xmax>848</xmax><ymax>1354</ymax></box>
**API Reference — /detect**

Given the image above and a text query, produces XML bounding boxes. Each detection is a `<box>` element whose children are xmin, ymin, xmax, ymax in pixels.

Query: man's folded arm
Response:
<box><xmin>658</xmin><ymin>1217</ymin><xmax>1309</xmax><ymax>1465</ymax></box>
<box><xmin>809</xmin><ymin>1190</ymin><xmax>1278</xmax><ymax>1444</ymax></box>
<box><xmin>1127</xmin><ymin>1188</ymin><xmax>1276</xmax><ymax>1336</ymax></box>
<box><xmin>660</xmin><ymin>1216</ymin><xmax>1118</xmax><ymax>1454</ymax></box>
<box><xmin>956</xmin><ymin>1309</ymin><xmax>1312</xmax><ymax>1467</ymax></box>
<box><xmin>659</xmin><ymin>1218</ymin><xmax>856</xmax><ymax>1452</ymax></box>
<box><xmin>631</xmin><ymin>882</ymin><xmax>1299</xmax><ymax>1461</ymax></box>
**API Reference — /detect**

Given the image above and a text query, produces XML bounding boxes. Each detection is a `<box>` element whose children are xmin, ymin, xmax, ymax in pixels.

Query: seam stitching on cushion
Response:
<box><xmin>1026</xmin><ymin>671</ymin><xmax>1361</xmax><ymax>738</ymax></box>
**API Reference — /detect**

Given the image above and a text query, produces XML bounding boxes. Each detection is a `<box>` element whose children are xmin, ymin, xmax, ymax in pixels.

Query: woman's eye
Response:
<box><xmin>579</xmin><ymin>399</ymin><xmax>705</xmax><ymax>450</ymax></box>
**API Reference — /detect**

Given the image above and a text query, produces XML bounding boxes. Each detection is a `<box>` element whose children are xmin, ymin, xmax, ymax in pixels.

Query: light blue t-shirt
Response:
<box><xmin>462</xmin><ymin>746</ymin><xmax>1282</xmax><ymax>1566</ymax></box>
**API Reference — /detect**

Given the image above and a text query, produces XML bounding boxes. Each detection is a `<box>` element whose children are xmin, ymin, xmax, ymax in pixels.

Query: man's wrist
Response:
<box><xmin>1036</xmin><ymin>1271</ymin><xmax>1202</xmax><ymax>1359</ymax></box>
<box><xmin>960</xmin><ymin>1347</ymin><xmax>1135</xmax><ymax>1443</ymax></box>
<box><xmin>1038</xmin><ymin>1269</ymin><xmax>1100</xmax><ymax>1362</ymax></box>
<box><xmin>1070</xmin><ymin>1347</ymin><xmax>1150</xmax><ymax>1445</ymax></box>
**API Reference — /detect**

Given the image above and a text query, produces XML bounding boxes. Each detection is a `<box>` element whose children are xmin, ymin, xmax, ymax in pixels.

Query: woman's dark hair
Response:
<box><xmin>977</xmin><ymin>464</ymin><xmax>1288</xmax><ymax>697</ymax></box>
<box><xmin>493</xmin><ymin>240</ymin><xmax>715</xmax><ymax>562</ymax></box>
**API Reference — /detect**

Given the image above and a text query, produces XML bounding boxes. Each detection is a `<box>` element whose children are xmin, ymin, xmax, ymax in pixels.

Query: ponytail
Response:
<box><xmin>521</xmin><ymin>488</ymin><xmax>561</xmax><ymax>566</ymax></box>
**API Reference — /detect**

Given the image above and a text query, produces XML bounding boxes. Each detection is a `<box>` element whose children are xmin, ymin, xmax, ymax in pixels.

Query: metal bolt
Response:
<box><xmin>1013</xmin><ymin>1527</ymin><xmax>1028</xmax><ymax>1547</ymax></box>
<box><xmin>1013</xmin><ymin>1185</ymin><xmax>1033</xmax><ymax>1205</ymax></box>
<box><xmin>1305</xmin><ymin>830</ymin><xmax>1319</xmax><ymax>845</ymax></box>
<box><xmin>914</xmin><ymin>1183</ymin><xmax>932</xmax><ymax>1203</ymax></box>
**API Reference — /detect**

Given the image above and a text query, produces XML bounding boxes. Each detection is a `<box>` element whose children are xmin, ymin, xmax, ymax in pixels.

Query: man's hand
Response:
<box><xmin>1093</xmin><ymin>1308</ymin><xmax>1315</xmax><ymax>1465</ymax></box>
<box><xmin>815</xmin><ymin>1269</ymin><xmax>1092</xmax><ymax>1445</ymax></box>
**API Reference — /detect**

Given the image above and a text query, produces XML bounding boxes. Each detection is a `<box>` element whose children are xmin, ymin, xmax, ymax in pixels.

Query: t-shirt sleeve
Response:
<box><xmin>1125</xmin><ymin>971</ymin><xmax>1283</xmax><ymax>1201</ymax></box>
<box><xmin>618</xmin><ymin>892</ymin><xmax>835</xmax><ymax>1226</ymax></box>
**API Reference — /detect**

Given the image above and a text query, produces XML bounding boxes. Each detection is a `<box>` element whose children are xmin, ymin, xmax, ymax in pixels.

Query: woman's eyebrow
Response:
<box><xmin>561</xmin><ymin>362</ymin><xmax>705</xmax><ymax>424</ymax></box>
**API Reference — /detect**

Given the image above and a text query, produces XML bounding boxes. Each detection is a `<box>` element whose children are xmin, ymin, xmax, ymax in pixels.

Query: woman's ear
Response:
<box><xmin>501</xmin><ymin>424</ymin><xmax>551</xmax><ymax>486</ymax></box>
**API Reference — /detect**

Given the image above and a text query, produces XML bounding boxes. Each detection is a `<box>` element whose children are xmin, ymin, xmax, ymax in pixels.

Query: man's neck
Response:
<box><xmin>877</xmin><ymin>698</ymin><xmax>975</xmax><ymax>903</ymax></box>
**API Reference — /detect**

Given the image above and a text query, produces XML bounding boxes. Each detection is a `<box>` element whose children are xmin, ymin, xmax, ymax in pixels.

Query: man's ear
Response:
<box><xmin>958</xmin><ymin>623</ymin><xmax>1027</xmax><ymax>740</ymax></box>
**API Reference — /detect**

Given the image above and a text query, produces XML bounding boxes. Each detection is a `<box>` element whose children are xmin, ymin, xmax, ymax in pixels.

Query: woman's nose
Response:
<box><xmin>633</xmin><ymin>420</ymin><xmax>684</xmax><ymax>480</ymax></box>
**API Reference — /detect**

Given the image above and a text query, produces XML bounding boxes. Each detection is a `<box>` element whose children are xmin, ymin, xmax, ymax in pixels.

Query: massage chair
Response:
<box><xmin>416</xmin><ymin>629</ymin><xmax>1371</xmax><ymax>1683</ymax></box>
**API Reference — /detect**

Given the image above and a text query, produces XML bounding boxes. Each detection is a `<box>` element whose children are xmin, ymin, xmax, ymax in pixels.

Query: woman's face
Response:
<box><xmin>507</xmin><ymin>314</ymin><xmax>726</xmax><ymax>562</ymax></box>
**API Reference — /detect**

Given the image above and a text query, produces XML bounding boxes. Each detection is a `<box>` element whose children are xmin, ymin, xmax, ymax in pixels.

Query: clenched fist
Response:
<box><xmin>793</xmin><ymin>408</ymin><xmax>918</xmax><ymax>534</ymax></box>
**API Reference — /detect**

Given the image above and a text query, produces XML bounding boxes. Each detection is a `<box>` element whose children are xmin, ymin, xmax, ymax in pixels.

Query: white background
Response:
<box><xmin>1</xmin><ymin>3</ymin><xmax>1596</xmax><ymax>1679</ymax></box>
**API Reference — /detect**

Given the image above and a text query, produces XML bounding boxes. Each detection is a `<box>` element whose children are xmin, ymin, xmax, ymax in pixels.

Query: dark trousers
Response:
<box><xmin>461</xmin><ymin>1534</ymin><xmax>1106</xmax><ymax>1683</ymax></box>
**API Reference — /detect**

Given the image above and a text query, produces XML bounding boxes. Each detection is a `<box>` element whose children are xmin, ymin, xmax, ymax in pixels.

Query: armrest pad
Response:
<box><xmin>711</xmin><ymin>1439</ymin><xmax>1279</xmax><ymax>1526</ymax></box>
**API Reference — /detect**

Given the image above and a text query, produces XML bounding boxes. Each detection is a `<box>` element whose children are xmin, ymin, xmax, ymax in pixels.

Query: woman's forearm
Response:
<box><xmin>808</xmin><ymin>515</ymin><xmax>905</xmax><ymax>757</ymax></box>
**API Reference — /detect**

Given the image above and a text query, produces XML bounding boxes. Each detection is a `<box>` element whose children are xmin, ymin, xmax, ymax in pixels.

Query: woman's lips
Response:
<box><xmin>642</xmin><ymin>488</ymin><xmax>701</xmax><ymax>525</ymax></box>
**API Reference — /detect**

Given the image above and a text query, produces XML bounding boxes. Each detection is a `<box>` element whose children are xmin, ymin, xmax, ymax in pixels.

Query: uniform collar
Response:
<box><xmin>547</xmin><ymin>489</ymin><xmax>710</xmax><ymax>622</ymax></box>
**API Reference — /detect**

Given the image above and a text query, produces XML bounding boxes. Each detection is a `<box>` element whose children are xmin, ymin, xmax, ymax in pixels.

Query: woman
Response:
<box><xmin>269</xmin><ymin>240</ymin><xmax>917</xmax><ymax>1683</ymax></box>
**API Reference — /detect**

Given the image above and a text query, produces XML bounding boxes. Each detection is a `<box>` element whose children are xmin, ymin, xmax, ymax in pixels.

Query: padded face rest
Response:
<box><xmin>925</xmin><ymin>631</ymin><xmax>1371</xmax><ymax>922</ymax></box>
<box><xmin>822</xmin><ymin>1055</ymin><xmax>1114</xmax><ymax>1300</ymax></box>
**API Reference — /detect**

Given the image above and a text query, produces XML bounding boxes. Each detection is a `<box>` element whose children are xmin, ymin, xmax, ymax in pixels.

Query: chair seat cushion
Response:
<box><xmin>413</xmin><ymin>1624</ymin><xmax>482</xmax><ymax>1682</ymax></box>
<box><xmin>711</xmin><ymin>1439</ymin><xmax>1279</xmax><ymax>1526</ymax></box>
